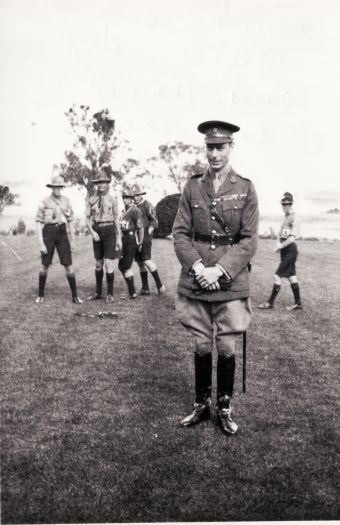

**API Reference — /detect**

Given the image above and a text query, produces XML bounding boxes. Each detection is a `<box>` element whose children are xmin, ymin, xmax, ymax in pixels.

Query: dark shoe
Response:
<box><xmin>120</xmin><ymin>293</ymin><xmax>138</xmax><ymax>300</ymax></box>
<box><xmin>258</xmin><ymin>302</ymin><xmax>273</xmax><ymax>309</ymax></box>
<box><xmin>217</xmin><ymin>407</ymin><xmax>238</xmax><ymax>435</ymax></box>
<box><xmin>216</xmin><ymin>395</ymin><xmax>238</xmax><ymax>435</ymax></box>
<box><xmin>138</xmin><ymin>288</ymin><xmax>151</xmax><ymax>296</ymax></box>
<box><xmin>88</xmin><ymin>293</ymin><xmax>103</xmax><ymax>301</ymax></box>
<box><xmin>35</xmin><ymin>296</ymin><xmax>44</xmax><ymax>304</ymax></box>
<box><xmin>72</xmin><ymin>296</ymin><xmax>83</xmax><ymax>304</ymax></box>
<box><xmin>180</xmin><ymin>401</ymin><xmax>211</xmax><ymax>427</ymax></box>
<box><xmin>286</xmin><ymin>304</ymin><xmax>303</xmax><ymax>311</ymax></box>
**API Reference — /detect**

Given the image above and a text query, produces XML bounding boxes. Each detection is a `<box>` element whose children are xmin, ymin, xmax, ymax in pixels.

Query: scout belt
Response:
<box><xmin>194</xmin><ymin>232</ymin><xmax>240</xmax><ymax>246</ymax></box>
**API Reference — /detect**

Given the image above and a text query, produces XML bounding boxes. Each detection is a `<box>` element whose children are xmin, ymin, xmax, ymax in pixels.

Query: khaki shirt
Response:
<box><xmin>86</xmin><ymin>190</ymin><xmax>119</xmax><ymax>223</ymax></box>
<box><xmin>172</xmin><ymin>167</ymin><xmax>259</xmax><ymax>302</ymax></box>
<box><xmin>35</xmin><ymin>195</ymin><xmax>74</xmax><ymax>224</ymax></box>
<box><xmin>279</xmin><ymin>211</ymin><xmax>300</xmax><ymax>240</ymax></box>
<box><xmin>136</xmin><ymin>199</ymin><xmax>158</xmax><ymax>229</ymax></box>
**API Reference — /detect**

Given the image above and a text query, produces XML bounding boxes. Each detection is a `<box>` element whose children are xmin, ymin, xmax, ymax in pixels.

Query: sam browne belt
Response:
<box><xmin>194</xmin><ymin>232</ymin><xmax>240</xmax><ymax>247</ymax></box>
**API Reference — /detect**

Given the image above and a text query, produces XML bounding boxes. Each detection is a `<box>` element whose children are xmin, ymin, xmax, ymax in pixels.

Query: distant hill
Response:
<box><xmin>326</xmin><ymin>208</ymin><xmax>340</xmax><ymax>214</ymax></box>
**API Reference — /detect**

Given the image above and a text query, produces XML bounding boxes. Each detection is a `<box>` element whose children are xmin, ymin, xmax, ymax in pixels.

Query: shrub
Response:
<box><xmin>154</xmin><ymin>194</ymin><xmax>181</xmax><ymax>238</ymax></box>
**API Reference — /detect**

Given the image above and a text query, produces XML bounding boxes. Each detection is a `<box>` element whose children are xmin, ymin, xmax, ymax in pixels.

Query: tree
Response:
<box><xmin>0</xmin><ymin>185</ymin><xmax>18</xmax><ymax>215</ymax></box>
<box><xmin>155</xmin><ymin>142</ymin><xmax>206</xmax><ymax>192</ymax></box>
<box><xmin>58</xmin><ymin>105</ymin><xmax>134</xmax><ymax>195</ymax></box>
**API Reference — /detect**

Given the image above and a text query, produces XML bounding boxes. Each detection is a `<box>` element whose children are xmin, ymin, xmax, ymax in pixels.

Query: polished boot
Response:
<box><xmin>181</xmin><ymin>353</ymin><xmax>212</xmax><ymax>427</ymax></box>
<box><xmin>216</xmin><ymin>354</ymin><xmax>238</xmax><ymax>434</ymax></box>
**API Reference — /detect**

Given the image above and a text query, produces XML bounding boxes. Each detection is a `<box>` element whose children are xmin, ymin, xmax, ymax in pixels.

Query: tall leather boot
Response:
<box><xmin>181</xmin><ymin>353</ymin><xmax>212</xmax><ymax>427</ymax></box>
<box><xmin>216</xmin><ymin>354</ymin><xmax>238</xmax><ymax>434</ymax></box>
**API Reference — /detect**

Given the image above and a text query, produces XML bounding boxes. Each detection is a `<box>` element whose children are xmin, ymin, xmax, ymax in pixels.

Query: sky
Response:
<box><xmin>1</xmin><ymin>0</ymin><xmax>340</xmax><ymax>221</ymax></box>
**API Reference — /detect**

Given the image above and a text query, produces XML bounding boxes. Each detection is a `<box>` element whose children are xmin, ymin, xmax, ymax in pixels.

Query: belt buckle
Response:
<box><xmin>211</xmin><ymin>233</ymin><xmax>219</xmax><ymax>250</ymax></box>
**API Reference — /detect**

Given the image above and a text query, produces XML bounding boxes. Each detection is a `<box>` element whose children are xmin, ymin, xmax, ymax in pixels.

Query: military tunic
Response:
<box><xmin>173</xmin><ymin>167</ymin><xmax>259</xmax><ymax>302</ymax></box>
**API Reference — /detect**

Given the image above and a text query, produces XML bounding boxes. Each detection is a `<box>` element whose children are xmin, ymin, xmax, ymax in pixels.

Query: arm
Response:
<box><xmin>36</xmin><ymin>222</ymin><xmax>47</xmax><ymax>254</ymax></box>
<box><xmin>85</xmin><ymin>200</ymin><xmax>100</xmax><ymax>242</ymax></box>
<box><xmin>146</xmin><ymin>201</ymin><xmax>158</xmax><ymax>234</ymax></box>
<box><xmin>172</xmin><ymin>181</ymin><xmax>204</xmax><ymax>273</ymax></box>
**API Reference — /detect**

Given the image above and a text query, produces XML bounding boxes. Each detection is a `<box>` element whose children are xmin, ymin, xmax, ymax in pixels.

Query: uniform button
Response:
<box><xmin>211</xmin><ymin>216</ymin><xmax>215</xmax><ymax>220</ymax></box>
<box><xmin>211</xmin><ymin>244</ymin><xmax>216</xmax><ymax>250</ymax></box>
<box><xmin>212</xmin><ymin>230</ymin><xmax>216</xmax><ymax>234</ymax></box>
<box><xmin>194</xmin><ymin>204</ymin><xmax>198</xmax><ymax>208</ymax></box>
<box><xmin>212</xmin><ymin>201</ymin><xmax>217</xmax><ymax>206</ymax></box>
<box><xmin>234</xmin><ymin>205</ymin><xmax>238</xmax><ymax>209</ymax></box>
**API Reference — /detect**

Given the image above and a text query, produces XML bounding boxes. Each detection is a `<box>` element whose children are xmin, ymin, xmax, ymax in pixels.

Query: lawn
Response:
<box><xmin>1</xmin><ymin>235</ymin><xmax>339</xmax><ymax>523</ymax></box>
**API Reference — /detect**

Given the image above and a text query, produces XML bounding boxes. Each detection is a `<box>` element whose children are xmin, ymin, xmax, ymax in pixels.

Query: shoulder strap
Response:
<box><xmin>194</xmin><ymin>178</ymin><xmax>231</xmax><ymax>234</ymax></box>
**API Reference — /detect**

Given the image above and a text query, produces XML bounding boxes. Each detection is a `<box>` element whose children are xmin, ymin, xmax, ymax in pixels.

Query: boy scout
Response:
<box><xmin>132</xmin><ymin>184</ymin><xmax>165</xmax><ymax>295</ymax></box>
<box><xmin>258</xmin><ymin>192</ymin><xmax>302</xmax><ymax>311</ymax></box>
<box><xmin>173</xmin><ymin>120</ymin><xmax>259</xmax><ymax>435</ymax></box>
<box><xmin>85</xmin><ymin>171</ymin><xmax>122</xmax><ymax>302</ymax></box>
<box><xmin>118</xmin><ymin>189</ymin><xmax>144</xmax><ymax>299</ymax></box>
<box><xmin>35</xmin><ymin>174</ymin><xmax>82</xmax><ymax>304</ymax></box>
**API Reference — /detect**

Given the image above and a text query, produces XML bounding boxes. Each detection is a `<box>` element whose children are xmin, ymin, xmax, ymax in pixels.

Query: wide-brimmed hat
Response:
<box><xmin>280</xmin><ymin>192</ymin><xmax>293</xmax><ymax>204</ymax></box>
<box><xmin>198</xmin><ymin>120</ymin><xmax>240</xmax><ymax>144</ymax></box>
<box><xmin>130</xmin><ymin>183</ymin><xmax>146</xmax><ymax>196</ymax></box>
<box><xmin>92</xmin><ymin>171</ymin><xmax>111</xmax><ymax>184</ymax></box>
<box><xmin>46</xmin><ymin>175</ymin><xmax>66</xmax><ymax>188</ymax></box>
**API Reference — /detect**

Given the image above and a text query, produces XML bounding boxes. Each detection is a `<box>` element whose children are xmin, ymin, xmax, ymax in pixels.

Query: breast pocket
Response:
<box><xmin>221</xmin><ymin>200</ymin><xmax>244</xmax><ymax>228</ymax></box>
<box><xmin>191</xmin><ymin>199</ymin><xmax>209</xmax><ymax>232</ymax></box>
<box><xmin>44</xmin><ymin>207</ymin><xmax>57</xmax><ymax>223</ymax></box>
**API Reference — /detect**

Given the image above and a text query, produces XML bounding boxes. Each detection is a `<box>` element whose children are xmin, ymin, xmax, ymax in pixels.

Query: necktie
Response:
<box><xmin>213</xmin><ymin>174</ymin><xmax>220</xmax><ymax>193</ymax></box>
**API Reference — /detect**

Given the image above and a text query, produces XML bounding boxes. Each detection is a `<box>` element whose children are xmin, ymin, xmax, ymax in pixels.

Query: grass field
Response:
<box><xmin>1</xmin><ymin>235</ymin><xmax>339</xmax><ymax>523</ymax></box>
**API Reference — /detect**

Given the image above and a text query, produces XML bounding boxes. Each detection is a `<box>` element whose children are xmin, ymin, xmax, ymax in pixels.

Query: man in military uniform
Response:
<box><xmin>258</xmin><ymin>192</ymin><xmax>302</xmax><ymax>311</ymax></box>
<box><xmin>118</xmin><ymin>188</ymin><xmax>144</xmax><ymax>299</ymax></box>
<box><xmin>35</xmin><ymin>174</ymin><xmax>82</xmax><ymax>304</ymax></box>
<box><xmin>85</xmin><ymin>171</ymin><xmax>122</xmax><ymax>302</ymax></box>
<box><xmin>173</xmin><ymin>120</ymin><xmax>259</xmax><ymax>435</ymax></box>
<box><xmin>132</xmin><ymin>184</ymin><xmax>165</xmax><ymax>295</ymax></box>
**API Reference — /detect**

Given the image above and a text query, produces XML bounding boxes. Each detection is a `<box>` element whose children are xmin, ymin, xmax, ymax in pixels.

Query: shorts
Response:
<box><xmin>93</xmin><ymin>223</ymin><xmax>117</xmax><ymax>260</ymax></box>
<box><xmin>135</xmin><ymin>232</ymin><xmax>152</xmax><ymax>262</ymax></box>
<box><xmin>41</xmin><ymin>223</ymin><xmax>72</xmax><ymax>267</ymax></box>
<box><xmin>118</xmin><ymin>232</ymin><xmax>138</xmax><ymax>272</ymax></box>
<box><xmin>276</xmin><ymin>242</ymin><xmax>298</xmax><ymax>278</ymax></box>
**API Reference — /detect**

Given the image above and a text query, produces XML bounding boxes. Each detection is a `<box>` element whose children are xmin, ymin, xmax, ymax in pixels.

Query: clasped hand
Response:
<box><xmin>195</xmin><ymin>266</ymin><xmax>223</xmax><ymax>290</ymax></box>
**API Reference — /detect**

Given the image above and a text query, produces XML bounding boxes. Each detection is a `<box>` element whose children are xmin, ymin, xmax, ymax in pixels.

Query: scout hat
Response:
<box><xmin>130</xmin><ymin>183</ymin><xmax>146</xmax><ymax>196</ymax></box>
<box><xmin>280</xmin><ymin>192</ymin><xmax>293</xmax><ymax>204</ymax></box>
<box><xmin>46</xmin><ymin>175</ymin><xmax>66</xmax><ymax>188</ymax></box>
<box><xmin>122</xmin><ymin>184</ymin><xmax>147</xmax><ymax>198</ymax></box>
<box><xmin>197</xmin><ymin>120</ymin><xmax>240</xmax><ymax>144</ymax></box>
<box><xmin>92</xmin><ymin>171</ymin><xmax>111</xmax><ymax>184</ymax></box>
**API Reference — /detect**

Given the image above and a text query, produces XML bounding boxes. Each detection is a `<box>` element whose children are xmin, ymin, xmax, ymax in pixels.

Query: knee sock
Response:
<box><xmin>38</xmin><ymin>272</ymin><xmax>47</xmax><ymax>297</ymax></box>
<box><xmin>217</xmin><ymin>354</ymin><xmax>236</xmax><ymax>400</ymax></box>
<box><xmin>125</xmin><ymin>276</ymin><xmax>136</xmax><ymax>296</ymax></box>
<box><xmin>291</xmin><ymin>282</ymin><xmax>301</xmax><ymax>305</ymax></box>
<box><xmin>269</xmin><ymin>284</ymin><xmax>281</xmax><ymax>305</ymax></box>
<box><xmin>140</xmin><ymin>271</ymin><xmax>149</xmax><ymax>290</ymax></box>
<box><xmin>95</xmin><ymin>269</ymin><xmax>104</xmax><ymax>295</ymax></box>
<box><xmin>66</xmin><ymin>273</ymin><xmax>78</xmax><ymax>299</ymax></box>
<box><xmin>106</xmin><ymin>272</ymin><xmax>114</xmax><ymax>296</ymax></box>
<box><xmin>151</xmin><ymin>269</ymin><xmax>162</xmax><ymax>289</ymax></box>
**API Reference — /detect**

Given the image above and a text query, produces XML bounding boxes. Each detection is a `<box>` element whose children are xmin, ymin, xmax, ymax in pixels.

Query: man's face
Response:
<box><xmin>206</xmin><ymin>142</ymin><xmax>232</xmax><ymax>172</ymax></box>
<box><xmin>52</xmin><ymin>187</ymin><xmax>62</xmax><ymax>198</ymax></box>
<box><xmin>282</xmin><ymin>203</ymin><xmax>292</xmax><ymax>216</ymax></box>
<box><xmin>134</xmin><ymin>194</ymin><xmax>143</xmax><ymax>205</ymax></box>
<box><xmin>123</xmin><ymin>196</ymin><xmax>133</xmax><ymax>207</ymax></box>
<box><xmin>97</xmin><ymin>182</ymin><xmax>109</xmax><ymax>193</ymax></box>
